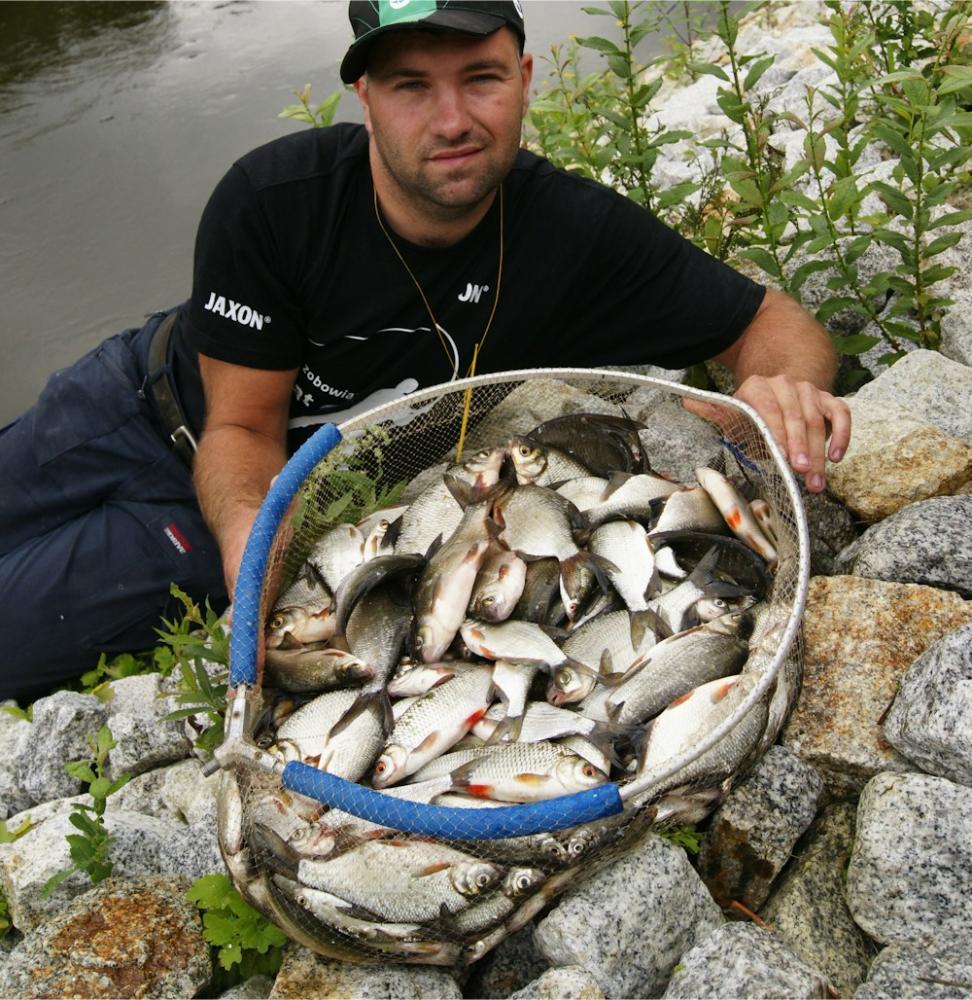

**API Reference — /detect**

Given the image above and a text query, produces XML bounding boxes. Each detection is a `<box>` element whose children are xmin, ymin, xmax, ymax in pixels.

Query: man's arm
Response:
<box><xmin>194</xmin><ymin>355</ymin><xmax>298</xmax><ymax>595</ymax></box>
<box><xmin>711</xmin><ymin>288</ymin><xmax>851</xmax><ymax>493</ymax></box>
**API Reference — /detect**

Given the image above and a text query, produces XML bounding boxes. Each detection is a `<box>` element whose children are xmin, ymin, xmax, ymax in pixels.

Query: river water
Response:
<box><xmin>0</xmin><ymin>1</ymin><xmax>669</xmax><ymax>424</ymax></box>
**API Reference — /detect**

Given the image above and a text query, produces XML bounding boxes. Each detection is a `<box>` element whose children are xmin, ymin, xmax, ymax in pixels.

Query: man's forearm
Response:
<box><xmin>194</xmin><ymin>424</ymin><xmax>288</xmax><ymax>594</ymax></box>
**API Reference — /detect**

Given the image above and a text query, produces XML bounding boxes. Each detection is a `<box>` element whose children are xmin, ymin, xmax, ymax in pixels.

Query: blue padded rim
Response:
<box><xmin>282</xmin><ymin>761</ymin><xmax>624</xmax><ymax>839</ymax></box>
<box><xmin>229</xmin><ymin>423</ymin><xmax>342</xmax><ymax>686</ymax></box>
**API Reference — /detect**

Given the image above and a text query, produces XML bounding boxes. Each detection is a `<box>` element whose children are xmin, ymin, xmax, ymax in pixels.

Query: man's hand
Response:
<box><xmin>733</xmin><ymin>373</ymin><xmax>851</xmax><ymax>493</ymax></box>
<box><xmin>710</xmin><ymin>288</ymin><xmax>852</xmax><ymax>493</ymax></box>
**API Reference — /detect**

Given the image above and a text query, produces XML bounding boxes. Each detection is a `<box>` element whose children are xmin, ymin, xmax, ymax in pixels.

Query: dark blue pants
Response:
<box><xmin>0</xmin><ymin>311</ymin><xmax>227</xmax><ymax>701</ymax></box>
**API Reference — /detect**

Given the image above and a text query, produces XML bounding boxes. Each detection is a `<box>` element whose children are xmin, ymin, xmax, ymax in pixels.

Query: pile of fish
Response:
<box><xmin>226</xmin><ymin>412</ymin><xmax>794</xmax><ymax>964</ymax></box>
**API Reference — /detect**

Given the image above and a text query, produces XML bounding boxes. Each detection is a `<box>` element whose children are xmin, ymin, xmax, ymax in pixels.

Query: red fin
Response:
<box><xmin>416</xmin><ymin>861</ymin><xmax>451</xmax><ymax>877</ymax></box>
<box><xmin>465</xmin><ymin>784</ymin><xmax>494</xmax><ymax>798</ymax></box>
<box><xmin>712</xmin><ymin>679</ymin><xmax>737</xmax><ymax>701</ymax></box>
<box><xmin>726</xmin><ymin>509</ymin><xmax>743</xmax><ymax>529</ymax></box>
<box><xmin>415</xmin><ymin>731</ymin><xmax>440</xmax><ymax>754</ymax></box>
<box><xmin>669</xmin><ymin>691</ymin><xmax>694</xmax><ymax>708</ymax></box>
<box><xmin>465</xmin><ymin>708</ymin><xmax>486</xmax><ymax>727</ymax></box>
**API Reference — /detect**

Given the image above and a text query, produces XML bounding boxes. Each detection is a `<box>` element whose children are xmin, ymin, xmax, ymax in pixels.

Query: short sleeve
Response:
<box><xmin>185</xmin><ymin>164</ymin><xmax>305</xmax><ymax>370</ymax></box>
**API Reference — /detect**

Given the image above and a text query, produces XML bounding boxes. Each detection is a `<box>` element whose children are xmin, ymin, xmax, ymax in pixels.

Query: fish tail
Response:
<box><xmin>328</xmin><ymin>686</ymin><xmax>395</xmax><ymax>740</ymax></box>
<box><xmin>484</xmin><ymin>712</ymin><xmax>524</xmax><ymax>745</ymax></box>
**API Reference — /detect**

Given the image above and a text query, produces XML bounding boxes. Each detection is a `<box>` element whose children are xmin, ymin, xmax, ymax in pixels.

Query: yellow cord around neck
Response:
<box><xmin>372</xmin><ymin>184</ymin><xmax>504</xmax><ymax>461</ymax></box>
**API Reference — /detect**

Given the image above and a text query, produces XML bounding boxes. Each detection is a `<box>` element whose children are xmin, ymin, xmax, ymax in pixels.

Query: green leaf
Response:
<box><xmin>737</xmin><ymin>246</ymin><xmax>781</xmax><ymax>278</ymax></box>
<box><xmin>920</xmin><ymin>264</ymin><xmax>957</xmax><ymax>284</ymax></box>
<box><xmin>789</xmin><ymin>259</ymin><xmax>833</xmax><ymax>291</ymax></box>
<box><xmin>803</xmin><ymin>132</ymin><xmax>826</xmax><ymax>172</ymax></box>
<box><xmin>929</xmin><ymin>210</ymin><xmax>972</xmax><ymax>229</ymax></box>
<box><xmin>743</xmin><ymin>54</ymin><xmax>775</xmax><ymax>91</ymax></box>
<box><xmin>869</xmin><ymin>181</ymin><xmax>913</xmax><ymax>220</ymax></box>
<box><xmin>42</xmin><ymin>868</ymin><xmax>76</xmax><ymax>896</ymax></box>
<box><xmin>218</xmin><ymin>942</ymin><xmax>244</xmax><ymax>971</ymax></box>
<box><xmin>188</xmin><ymin>874</ymin><xmax>235</xmax><ymax>911</ymax></box>
<box><xmin>924</xmin><ymin>231</ymin><xmax>963</xmax><ymax>257</ymax></box>
<box><xmin>577</xmin><ymin>35</ymin><xmax>624</xmax><ymax>56</ymax></box>
<box><xmin>88</xmin><ymin>777</ymin><xmax>113</xmax><ymax>802</ymax></box>
<box><xmin>816</xmin><ymin>296</ymin><xmax>866</xmax><ymax>323</ymax></box>
<box><xmin>835</xmin><ymin>334</ymin><xmax>881</xmax><ymax>355</ymax></box>
<box><xmin>716</xmin><ymin>90</ymin><xmax>747</xmax><ymax>126</ymax></box>
<box><xmin>938</xmin><ymin>65</ymin><xmax>972</xmax><ymax>96</ymax></box>
<box><xmin>68</xmin><ymin>812</ymin><xmax>101</xmax><ymax>839</ymax></box>
<box><xmin>870</xmin><ymin>122</ymin><xmax>914</xmax><ymax>160</ymax></box>
<box><xmin>844</xmin><ymin>234</ymin><xmax>873</xmax><ymax>265</ymax></box>
<box><xmin>0</xmin><ymin>705</ymin><xmax>31</xmax><ymax>723</ymax></box>
<box><xmin>827</xmin><ymin>175</ymin><xmax>860</xmax><ymax>220</ymax></box>
<box><xmin>687</xmin><ymin>61</ymin><xmax>730</xmax><ymax>82</ymax></box>
<box><xmin>65</xmin><ymin>762</ymin><xmax>96</xmax><ymax>784</ymax></box>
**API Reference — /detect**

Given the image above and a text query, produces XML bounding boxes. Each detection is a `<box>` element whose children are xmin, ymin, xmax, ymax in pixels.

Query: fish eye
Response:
<box><xmin>269</xmin><ymin>614</ymin><xmax>285</xmax><ymax>630</ymax></box>
<box><xmin>475</xmin><ymin>871</ymin><xmax>492</xmax><ymax>888</ymax></box>
<box><xmin>482</xmin><ymin>596</ymin><xmax>495</xmax><ymax>607</ymax></box>
<box><xmin>582</xmin><ymin>764</ymin><xmax>597</xmax><ymax>778</ymax></box>
<box><xmin>714</xmin><ymin>598</ymin><xmax>728</xmax><ymax>609</ymax></box>
<box><xmin>554</xmin><ymin>669</ymin><xmax>572</xmax><ymax>687</ymax></box>
<box><xmin>374</xmin><ymin>760</ymin><xmax>387</xmax><ymax>774</ymax></box>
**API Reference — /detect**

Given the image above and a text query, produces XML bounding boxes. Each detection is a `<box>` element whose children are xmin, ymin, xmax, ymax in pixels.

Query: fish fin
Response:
<box><xmin>327</xmin><ymin>687</ymin><xmax>392</xmax><ymax>740</ymax></box>
<box><xmin>537</xmin><ymin>623</ymin><xmax>569</xmax><ymax>641</ymax></box>
<box><xmin>276</xmin><ymin>631</ymin><xmax>303</xmax><ymax>650</ymax></box>
<box><xmin>485</xmin><ymin>713</ymin><xmax>524</xmax><ymax>745</ymax></box>
<box><xmin>599</xmin><ymin>648</ymin><xmax>614</xmax><ymax>675</ymax></box>
<box><xmin>424</xmin><ymin>533</ymin><xmax>445</xmax><ymax>561</ymax></box>
<box><xmin>443</xmin><ymin>473</ymin><xmax>474</xmax><ymax>509</ymax></box>
<box><xmin>249</xmin><ymin>823</ymin><xmax>299</xmax><ymax>880</ymax></box>
<box><xmin>513</xmin><ymin>772</ymin><xmax>549</xmax><ymax>785</ymax></box>
<box><xmin>601</xmin><ymin>471</ymin><xmax>634</xmax><ymax>499</ymax></box>
<box><xmin>415</xmin><ymin>861</ymin><xmax>452</xmax><ymax>878</ymax></box>
<box><xmin>629</xmin><ymin>608</ymin><xmax>664</xmax><ymax>649</ymax></box>
<box><xmin>383</xmin><ymin>513</ymin><xmax>404</xmax><ymax>549</ymax></box>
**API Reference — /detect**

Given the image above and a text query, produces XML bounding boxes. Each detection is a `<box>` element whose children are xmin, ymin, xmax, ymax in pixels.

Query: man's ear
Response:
<box><xmin>354</xmin><ymin>78</ymin><xmax>373</xmax><ymax>135</ymax></box>
<box><xmin>519</xmin><ymin>52</ymin><xmax>534</xmax><ymax>119</ymax></box>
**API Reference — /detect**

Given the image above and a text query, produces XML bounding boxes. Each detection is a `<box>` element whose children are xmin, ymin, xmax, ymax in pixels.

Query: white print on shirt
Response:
<box><xmin>307</xmin><ymin>324</ymin><xmax>460</xmax><ymax>380</ymax></box>
<box><xmin>203</xmin><ymin>292</ymin><xmax>270</xmax><ymax>331</ymax></box>
<box><xmin>301</xmin><ymin>365</ymin><xmax>355</xmax><ymax>401</ymax></box>
<box><xmin>289</xmin><ymin>379</ymin><xmax>427</xmax><ymax>430</ymax></box>
<box><xmin>458</xmin><ymin>282</ymin><xmax>489</xmax><ymax>304</ymax></box>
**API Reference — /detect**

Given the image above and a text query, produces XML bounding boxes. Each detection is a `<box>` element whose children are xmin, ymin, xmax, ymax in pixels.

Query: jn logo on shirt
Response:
<box><xmin>458</xmin><ymin>282</ymin><xmax>489</xmax><ymax>304</ymax></box>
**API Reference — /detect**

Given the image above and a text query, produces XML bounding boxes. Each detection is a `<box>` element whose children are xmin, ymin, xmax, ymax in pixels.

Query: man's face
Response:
<box><xmin>355</xmin><ymin>27</ymin><xmax>533</xmax><ymax>220</ymax></box>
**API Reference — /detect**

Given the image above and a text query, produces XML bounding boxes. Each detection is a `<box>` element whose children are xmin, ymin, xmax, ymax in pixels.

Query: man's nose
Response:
<box><xmin>433</xmin><ymin>86</ymin><xmax>474</xmax><ymax>139</ymax></box>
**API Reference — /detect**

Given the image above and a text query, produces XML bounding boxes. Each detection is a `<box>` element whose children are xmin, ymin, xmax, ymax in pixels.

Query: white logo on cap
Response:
<box><xmin>513</xmin><ymin>0</ymin><xmax>523</xmax><ymax>16</ymax></box>
<box><xmin>390</xmin><ymin>0</ymin><xmax>411</xmax><ymax>8</ymax></box>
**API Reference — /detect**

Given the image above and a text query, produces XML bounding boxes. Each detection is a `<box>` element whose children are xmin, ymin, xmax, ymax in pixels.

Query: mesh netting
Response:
<box><xmin>219</xmin><ymin>369</ymin><xmax>809</xmax><ymax>967</ymax></box>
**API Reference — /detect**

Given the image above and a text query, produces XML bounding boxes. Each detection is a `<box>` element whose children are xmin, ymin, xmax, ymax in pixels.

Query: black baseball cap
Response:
<box><xmin>341</xmin><ymin>1</ymin><xmax>526</xmax><ymax>84</ymax></box>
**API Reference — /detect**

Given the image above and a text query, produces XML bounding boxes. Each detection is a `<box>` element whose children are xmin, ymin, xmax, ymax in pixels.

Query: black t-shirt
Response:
<box><xmin>172</xmin><ymin>123</ymin><xmax>764</xmax><ymax>451</ymax></box>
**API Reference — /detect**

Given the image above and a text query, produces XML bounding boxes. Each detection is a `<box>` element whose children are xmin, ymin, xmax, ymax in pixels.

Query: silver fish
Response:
<box><xmin>386</xmin><ymin>660</ymin><xmax>472</xmax><ymax>698</ymax></box>
<box><xmin>267</xmin><ymin>563</ymin><xmax>334</xmax><ymax>647</ymax></box>
<box><xmin>695</xmin><ymin>467</ymin><xmax>778</xmax><ymax>569</ymax></box>
<box><xmin>409</xmin><ymin>745</ymin><xmax>495</xmax><ymax>783</ymax></box>
<box><xmin>582</xmin><ymin>472</ymin><xmax>681</xmax><ymax>529</ymax></box>
<box><xmin>474</xmin><ymin>700</ymin><xmax>600</xmax><ymax>744</ymax></box>
<box><xmin>460</xmin><ymin>618</ymin><xmax>568</xmax><ymax>669</ymax></box>
<box><xmin>749</xmin><ymin>498</ymin><xmax>780</xmax><ymax>548</ymax></box>
<box><xmin>509</xmin><ymin>436</ymin><xmax>592</xmax><ymax>487</ymax></box>
<box><xmin>263</xmin><ymin>642</ymin><xmax>374</xmax><ymax>694</ymax></box>
<box><xmin>358</xmin><ymin>504</ymin><xmax>410</xmax><ymax>560</ymax></box>
<box><xmin>371</xmin><ymin>664</ymin><xmax>495</xmax><ymax>788</ymax></box>
<box><xmin>452</xmin><ymin>868</ymin><xmax>548</xmax><ymax>935</ymax></box>
<box><xmin>602</xmin><ymin>611</ymin><xmax>751</xmax><ymax>726</ymax></box>
<box><xmin>308</xmin><ymin>523</ymin><xmax>366</xmax><ymax>592</ymax></box>
<box><xmin>589</xmin><ymin>520</ymin><xmax>657</xmax><ymax>612</ymax></box>
<box><xmin>486</xmin><ymin>659</ymin><xmax>540</xmax><ymax>743</ymax></box>
<box><xmin>469</xmin><ymin>545</ymin><xmax>528</xmax><ymax>623</ymax></box>
<box><xmin>555</xmin><ymin>476</ymin><xmax>610</xmax><ymax>512</ymax></box>
<box><xmin>332</xmin><ymin>552</ymin><xmax>425</xmax><ymax>634</ymax></box>
<box><xmin>511</xmin><ymin>557</ymin><xmax>563</xmax><ymax>625</ymax></box>
<box><xmin>297</xmin><ymin>839</ymin><xmax>505</xmax><ymax>923</ymax></box>
<box><xmin>649</xmin><ymin>485</ymin><xmax>727</xmax><ymax>536</ymax></box>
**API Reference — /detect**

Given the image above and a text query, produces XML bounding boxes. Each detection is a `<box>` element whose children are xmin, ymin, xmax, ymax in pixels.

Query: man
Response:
<box><xmin>0</xmin><ymin>0</ymin><xmax>849</xmax><ymax>700</ymax></box>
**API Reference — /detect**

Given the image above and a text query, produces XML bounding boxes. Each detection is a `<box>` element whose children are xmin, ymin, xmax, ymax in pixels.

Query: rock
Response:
<box><xmin>533</xmin><ymin>834</ymin><xmax>723</xmax><ymax>998</ymax></box>
<box><xmin>219</xmin><ymin>974</ymin><xmax>275</xmax><ymax>999</ymax></box>
<box><xmin>824</xmin><ymin>401</ymin><xmax>972</xmax><ymax>522</ymax></box>
<box><xmin>846</xmin><ymin>771</ymin><xmax>972</xmax><ymax>945</ymax></box>
<box><xmin>0</xmin><ymin>807</ymin><xmax>224</xmax><ymax>932</ymax></box>
<box><xmin>104</xmin><ymin>762</ymin><xmax>190</xmax><ymax>822</ymax></box>
<box><xmin>464</xmin><ymin>925</ymin><xmax>549</xmax><ymax>1000</ymax></box>
<box><xmin>760</xmin><ymin>801</ymin><xmax>873</xmax><ymax>998</ymax></box>
<box><xmin>160</xmin><ymin>757</ymin><xmax>221</xmax><ymax>826</ymax></box>
<box><xmin>609</xmin><ymin>367</ymin><xmax>688</xmax><ymax>423</ymax></box>
<box><xmin>0</xmin><ymin>714</ymin><xmax>32</xmax><ymax>820</ymax></box>
<box><xmin>882</xmin><ymin>622</ymin><xmax>972</xmax><ymax>786</ymax></box>
<box><xmin>105</xmin><ymin>673</ymin><xmax>193</xmax><ymax>779</ymax></box>
<box><xmin>854</xmin><ymin>937</ymin><xmax>972</xmax><ymax>998</ymax></box>
<box><xmin>635</xmin><ymin>400</ymin><xmax>724</xmax><ymax>483</ymax></box>
<box><xmin>780</xmin><ymin>576</ymin><xmax>972</xmax><ymax>796</ymax></box>
<box><xmin>698</xmin><ymin>746</ymin><xmax>824</xmax><ymax>911</ymax></box>
<box><xmin>851</xmin><ymin>349</ymin><xmax>972</xmax><ymax>446</ymax></box>
<box><xmin>15</xmin><ymin>691</ymin><xmax>108</xmax><ymax>806</ymax></box>
<box><xmin>509</xmin><ymin>965</ymin><xmax>605</xmax><ymax>1000</ymax></box>
<box><xmin>268</xmin><ymin>944</ymin><xmax>462</xmax><ymax>998</ymax></box>
<box><xmin>662</xmin><ymin>922</ymin><xmax>830</xmax><ymax>999</ymax></box>
<box><xmin>0</xmin><ymin>875</ymin><xmax>210</xmax><ymax>999</ymax></box>
<box><xmin>801</xmin><ymin>486</ymin><xmax>860</xmax><ymax>577</ymax></box>
<box><xmin>941</xmin><ymin>282</ymin><xmax>972</xmax><ymax>367</ymax></box>
<box><xmin>836</xmin><ymin>495</ymin><xmax>972</xmax><ymax>597</ymax></box>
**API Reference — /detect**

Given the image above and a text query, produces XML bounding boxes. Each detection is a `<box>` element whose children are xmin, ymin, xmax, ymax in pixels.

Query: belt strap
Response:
<box><xmin>147</xmin><ymin>311</ymin><xmax>197</xmax><ymax>468</ymax></box>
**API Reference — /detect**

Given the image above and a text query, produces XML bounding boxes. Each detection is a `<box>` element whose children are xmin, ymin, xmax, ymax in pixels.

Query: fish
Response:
<box><xmin>412</xmin><ymin>479</ymin><xmax>497</xmax><ymax>663</ymax></box>
<box><xmin>386</xmin><ymin>661</ymin><xmax>471</xmax><ymax>698</ymax></box>
<box><xmin>331</xmin><ymin>552</ymin><xmax>425</xmax><ymax>634</ymax></box>
<box><xmin>649</xmin><ymin>485</ymin><xmax>727</xmax><ymax>536</ymax></box>
<box><xmin>452</xmin><ymin>868</ymin><xmax>548</xmax><ymax>934</ymax></box>
<box><xmin>581</xmin><ymin>472</ymin><xmax>681</xmax><ymax>530</ymax></box>
<box><xmin>511</xmin><ymin>557</ymin><xmax>563</xmax><ymax>625</ymax></box>
<box><xmin>371</xmin><ymin>664</ymin><xmax>494</xmax><ymax>788</ymax></box>
<box><xmin>408</xmin><ymin>745</ymin><xmax>496</xmax><ymax>783</ymax></box>
<box><xmin>267</xmin><ymin>562</ymin><xmax>335</xmax><ymax>647</ymax></box>
<box><xmin>487</xmin><ymin>659</ymin><xmax>540</xmax><ymax>744</ymax></box>
<box><xmin>460</xmin><ymin>618</ymin><xmax>571</xmax><ymax>670</ymax></box>
<box><xmin>307</xmin><ymin>523</ymin><xmax>366</xmax><ymax>592</ymax></box>
<box><xmin>509</xmin><ymin>436</ymin><xmax>593</xmax><ymax>487</ymax></box>
<box><xmin>357</xmin><ymin>504</ymin><xmax>410</xmax><ymax>560</ymax></box>
<box><xmin>263</xmin><ymin>642</ymin><xmax>374</xmax><ymax>694</ymax></box>
<box><xmin>602</xmin><ymin>611</ymin><xmax>752</xmax><ymax>726</ymax></box>
<box><xmin>448</xmin><ymin>740</ymin><xmax>608</xmax><ymax>802</ymax></box>
<box><xmin>694</xmin><ymin>467</ymin><xmax>779</xmax><ymax>569</ymax></box>
<box><xmin>588</xmin><ymin>520</ymin><xmax>657</xmax><ymax>612</ymax></box>
<box><xmin>469</xmin><ymin>545</ymin><xmax>528</xmax><ymax>623</ymax></box>
<box><xmin>474</xmin><ymin>700</ymin><xmax>601</xmax><ymax>744</ymax></box>
<box><xmin>749</xmin><ymin>498</ymin><xmax>779</xmax><ymax>548</ymax></box>
<box><xmin>527</xmin><ymin>412</ymin><xmax>648</xmax><ymax>477</ymax></box>
<box><xmin>297</xmin><ymin>839</ymin><xmax>505</xmax><ymax>923</ymax></box>
<box><xmin>555</xmin><ymin>476</ymin><xmax>611</xmax><ymax>512</ymax></box>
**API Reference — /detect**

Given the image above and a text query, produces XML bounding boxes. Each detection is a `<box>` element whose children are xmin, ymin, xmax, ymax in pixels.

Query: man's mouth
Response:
<box><xmin>429</xmin><ymin>145</ymin><xmax>482</xmax><ymax>164</ymax></box>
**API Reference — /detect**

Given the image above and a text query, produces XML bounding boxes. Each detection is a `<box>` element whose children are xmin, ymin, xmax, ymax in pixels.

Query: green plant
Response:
<box><xmin>0</xmin><ymin>886</ymin><xmax>10</xmax><ymax>940</ymax></box>
<box><xmin>0</xmin><ymin>703</ymin><xmax>31</xmax><ymax>723</ymax></box>
<box><xmin>159</xmin><ymin>584</ymin><xmax>232</xmax><ymax>756</ymax></box>
<box><xmin>42</xmin><ymin>725</ymin><xmax>131</xmax><ymax>895</ymax></box>
<box><xmin>187</xmin><ymin>874</ymin><xmax>287</xmax><ymax>992</ymax></box>
<box><xmin>657</xmin><ymin>824</ymin><xmax>702</xmax><ymax>854</ymax></box>
<box><xmin>278</xmin><ymin>84</ymin><xmax>343</xmax><ymax>128</ymax></box>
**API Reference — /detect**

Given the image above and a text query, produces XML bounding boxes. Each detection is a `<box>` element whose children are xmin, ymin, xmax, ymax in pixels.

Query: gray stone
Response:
<box><xmin>0</xmin><ymin>715</ymin><xmax>32</xmax><ymax>820</ymax></box>
<box><xmin>761</xmin><ymin>802</ymin><xmax>873</xmax><ymax>998</ymax></box>
<box><xmin>883</xmin><ymin>622</ymin><xmax>972</xmax><ymax>786</ymax></box>
<box><xmin>220</xmin><ymin>974</ymin><xmax>275</xmax><ymax>999</ymax></box>
<box><xmin>0</xmin><ymin>806</ymin><xmax>224</xmax><ymax>932</ymax></box>
<box><xmin>836</xmin><ymin>495</ymin><xmax>972</xmax><ymax>598</ymax></box>
<box><xmin>635</xmin><ymin>400</ymin><xmax>725</xmax><ymax>483</ymax></box>
<box><xmin>15</xmin><ymin>691</ymin><xmax>108</xmax><ymax>806</ymax></box>
<box><xmin>854</xmin><ymin>938</ymin><xmax>972</xmax><ymax>998</ymax></box>
<box><xmin>846</xmin><ymin>771</ymin><xmax>972</xmax><ymax>945</ymax></box>
<box><xmin>662</xmin><ymin>922</ymin><xmax>830</xmax><ymax>999</ymax></box>
<box><xmin>105</xmin><ymin>673</ymin><xmax>193</xmax><ymax>779</ymax></box>
<box><xmin>465</xmin><ymin>924</ymin><xmax>549</xmax><ymax>999</ymax></box>
<box><xmin>0</xmin><ymin>875</ymin><xmax>210</xmax><ymax>999</ymax></box>
<box><xmin>161</xmin><ymin>757</ymin><xmax>221</xmax><ymax>825</ymax></box>
<box><xmin>801</xmin><ymin>486</ymin><xmax>860</xmax><ymax>577</ymax></box>
<box><xmin>698</xmin><ymin>746</ymin><xmax>824</xmax><ymax>911</ymax></box>
<box><xmin>534</xmin><ymin>834</ymin><xmax>723</xmax><ymax>998</ymax></box>
<box><xmin>941</xmin><ymin>281</ymin><xmax>972</xmax><ymax>367</ymax></box>
<box><xmin>780</xmin><ymin>576</ymin><xmax>972</xmax><ymax>796</ymax></box>
<box><xmin>268</xmin><ymin>943</ymin><xmax>462</xmax><ymax>998</ymax></box>
<box><xmin>103</xmin><ymin>762</ymin><xmax>188</xmax><ymax>822</ymax></box>
<box><xmin>509</xmin><ymin>965</ymin><xmax>605</xmax><ymax>1000</ymax></box>
<box><xmin>852</xmin><ymin>349</ymin><xmax>972</xmax><ymax>446</ymax></box>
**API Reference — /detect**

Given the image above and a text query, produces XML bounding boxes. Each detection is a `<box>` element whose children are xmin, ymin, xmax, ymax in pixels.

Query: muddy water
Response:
<box><xmin>0</xmin><ymin>1</ymin><xmax>666</xmax><ymax>424</ymax></box>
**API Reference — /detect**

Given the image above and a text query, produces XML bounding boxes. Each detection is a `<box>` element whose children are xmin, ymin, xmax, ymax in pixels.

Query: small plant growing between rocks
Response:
<box><xmin>42</xmin><ymin>725</ymin><xmax>131</xmax><ymax>896</ymax></box>
<box><xmin>187</xmin><ymin>874</ymin><xmax>287</xmax><ymax>993</ymax></box>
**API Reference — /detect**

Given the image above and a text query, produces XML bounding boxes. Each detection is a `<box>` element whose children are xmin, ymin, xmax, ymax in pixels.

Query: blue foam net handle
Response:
<box><xmin>230</xmin><ymin>423</ymin><xmax>343</xmax><ymax>687</ymax></box>
<box><xmin>281</xmin><ymin>761</ymin><xmax>624</xmax><ymax>839</ymax></box>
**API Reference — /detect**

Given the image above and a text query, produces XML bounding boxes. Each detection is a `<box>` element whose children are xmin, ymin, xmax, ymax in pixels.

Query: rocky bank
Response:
<box><xmin>2</xmin><ymin>2</ymin><xmax>972</xmax><ymax>997</ymax></box>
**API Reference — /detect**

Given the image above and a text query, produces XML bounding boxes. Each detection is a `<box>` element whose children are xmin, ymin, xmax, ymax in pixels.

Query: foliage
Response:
<box><xmin>521</xmin><ymin>0</ymin><xmax>972</xmax><ymax>384</ymax></box>
<box><xmin>0</xmin><ymin>886</ymin><xmax>9</xmax><ymax>940</ymax></box>
<box><xmin>42</xmin><ymin>725</ymin><xmax>131</xmax><ymax>896</ymax></box>
<box><xmin>158</xmin><ymin>584</ymin><xmax>231</xmax><ymax>757</ymax></box>
<box><xmin>657</xmin><ymin>823</ymin><xmax>703</xmax><ymax>854</ymax></box>
<box><xmin>278</xmin><ymin>84</ymin><xmax>343</xmax><ymax>128</ymax></box>
<box><xmin>0</xmin><ymin>703</ymin><xmax>31</xmax><ymax>723</ymax></box>
<box><xmin>187</xmin><ymin>874</ymin><xmax>287</xmax><ymax>990</ymax></box>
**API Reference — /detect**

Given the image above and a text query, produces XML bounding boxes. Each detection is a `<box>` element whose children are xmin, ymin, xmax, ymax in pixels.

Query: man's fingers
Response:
<box><xmin>824</xmin><ymin>395</ymin><xmax>852</xmax><ymax>462</ymax></box>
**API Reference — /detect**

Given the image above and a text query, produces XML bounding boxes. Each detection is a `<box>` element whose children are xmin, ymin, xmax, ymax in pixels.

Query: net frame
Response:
<box><xmin>217</xmin><ymin>367</ymin><xmax>809</xmax><ymax>963</ymax></box>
